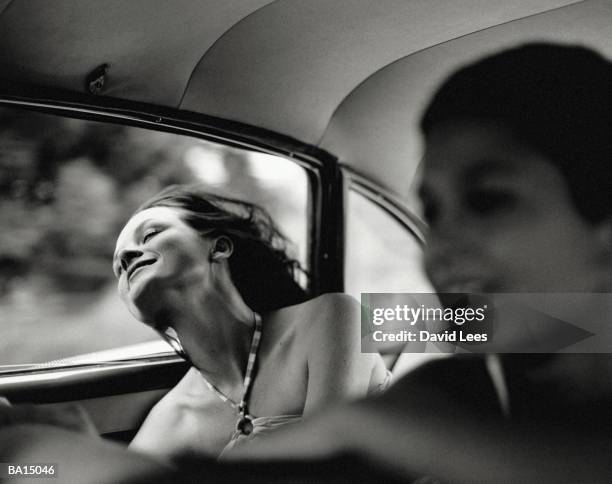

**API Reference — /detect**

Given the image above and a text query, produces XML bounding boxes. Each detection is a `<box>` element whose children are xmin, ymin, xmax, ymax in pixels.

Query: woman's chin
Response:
<box><xmin>129</xmin><ymin>277</ymin><xmax>163</xmax><ymax>311</ymax></box>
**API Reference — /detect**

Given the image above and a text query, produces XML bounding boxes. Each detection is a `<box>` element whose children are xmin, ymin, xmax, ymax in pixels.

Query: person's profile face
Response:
<box><xmin>419</xmin><ymin>120</ymin><xmax>605</xmax><ymax>294</ymax></box>
<box><xmin>113</xmin><ymin>206</ymin><xmax>212</xmax><ymax>324</ymax></box>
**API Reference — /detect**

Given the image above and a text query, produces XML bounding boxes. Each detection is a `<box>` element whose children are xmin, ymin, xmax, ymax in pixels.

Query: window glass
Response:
<box><xmin>345</xmin><ymin>190</ymin><xmax>433</xmax><ymax>297</ymax></box>
<box><xmin>345</xmin><ymin>189</ymin><xmax>442</xmax><ymax>373</ymax></box>
<box><xmin>0</xmin><ymin>106</ymin><xmax>308</xmax><ymax>368</ymax></box>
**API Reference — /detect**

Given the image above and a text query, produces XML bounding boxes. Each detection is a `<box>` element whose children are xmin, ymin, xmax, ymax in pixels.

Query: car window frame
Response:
<box><xmin>342</xmin><ymin>165</ymin><xmax>427</xmax><ymax>250</ymax></box>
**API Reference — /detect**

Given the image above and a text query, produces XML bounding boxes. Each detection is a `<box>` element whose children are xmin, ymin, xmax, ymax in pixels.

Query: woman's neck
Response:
<box><xmin>166</xmin><ymin>287</ymin><xmax>257</xmax><ymax>402</ymax></box>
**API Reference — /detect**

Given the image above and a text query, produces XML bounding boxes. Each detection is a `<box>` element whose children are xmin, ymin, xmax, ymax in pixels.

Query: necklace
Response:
<box><xmin>199</xmin><ymin>311</ymin><xmax>262</xmax><ymax>435</ymax></box>
<box><xmin>160</xmin><ymin>311</ymin><xmax>263</xmax><ymax>435</ymax></box>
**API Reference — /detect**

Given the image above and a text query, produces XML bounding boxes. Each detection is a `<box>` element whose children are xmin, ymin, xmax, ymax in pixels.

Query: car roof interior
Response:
<box><xmin>1</xmin><ymin>0</ymin><xmax>611</xmax><ymax>216</ymax></box>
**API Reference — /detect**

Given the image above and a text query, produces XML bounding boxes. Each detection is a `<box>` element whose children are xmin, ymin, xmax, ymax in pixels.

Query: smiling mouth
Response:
<box><xmin>127</xmin><ymin>259</ymin><xmax>156</xmax><ymax>281</ymax></box>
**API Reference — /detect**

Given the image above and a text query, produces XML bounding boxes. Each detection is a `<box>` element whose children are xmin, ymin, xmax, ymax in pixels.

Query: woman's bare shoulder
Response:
<box><xmin>148</xmin><ymin>367</ymin><xmax>202</xmax><ymax>411</ymax></box>
<box><xmin>273</xmin><ymin>293</ymin><xmax>361</xmax><ymax>351</ymax></box>
<box><xmin>291</xmin><ymin>292</ymin><xmax>359</xmax><ymax>313</ymax></box>
<box><xmin>279</xmin><ymin>293</ymin><xmax>360</xmax><ymax>329</ymax></box>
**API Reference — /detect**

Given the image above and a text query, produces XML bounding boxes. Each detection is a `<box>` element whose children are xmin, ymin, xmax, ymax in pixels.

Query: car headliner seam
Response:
<box><xmin>177</xmin><ymin>0</ymin><xmax>280</xmax><ymax>109</ymax></box>
<box><xmin>315</xmin><ymin>0</ymin><xmax>586</xmax><ymax>147</ymax></box>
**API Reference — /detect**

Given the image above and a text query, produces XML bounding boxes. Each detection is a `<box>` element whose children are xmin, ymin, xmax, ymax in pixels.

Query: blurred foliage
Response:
<box><xmin>0</xmin><ymin>107</ymin><xmax>209</xmax><ymax>295</ymax></box>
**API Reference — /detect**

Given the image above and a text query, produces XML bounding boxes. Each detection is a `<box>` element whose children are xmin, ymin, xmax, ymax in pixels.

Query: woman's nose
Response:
<box><xmin>119</xmin><ymin>248</ymin><xmax>143</xmax><ymax>272</ymax></box>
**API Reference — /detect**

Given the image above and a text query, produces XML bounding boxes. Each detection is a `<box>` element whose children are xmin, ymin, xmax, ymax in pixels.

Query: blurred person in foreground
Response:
<box><xmin>3</xmin><ymin>42</ymin><xmax>612</xmax><ymax>483</ymax></box>
<box><xmin>221</xmin><ymin>42</ymin><xmax>612</xmax><ymax>482</ymax></box>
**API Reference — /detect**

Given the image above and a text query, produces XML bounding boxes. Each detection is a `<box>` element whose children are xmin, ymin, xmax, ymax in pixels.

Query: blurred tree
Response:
<box><xmin>0</xmin><ymin>107</ymin><xmax>199</xmax><ymax>296</ymax></box>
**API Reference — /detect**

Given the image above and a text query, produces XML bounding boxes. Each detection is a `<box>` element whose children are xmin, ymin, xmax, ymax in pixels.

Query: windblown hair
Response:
<box><xmin>137</xmin><ymin>185</ymin><xmax>308</xmax><ymax>312</ymax></box>
<box><xmin>421</xmin><ymin>42</ymin><xmax>612</xmax><ymax>224</ymax></box>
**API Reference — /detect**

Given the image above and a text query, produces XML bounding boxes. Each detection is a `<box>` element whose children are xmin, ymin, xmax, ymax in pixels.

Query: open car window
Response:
<box><xmin>345</xmin><ymin>189</ymin><xmax>433</xmax><ymax>296</ymax></box>
<box><xmin>344</xmin><ymin>188</ymin><xmax>442</xmax><ymax>373</ymax></box>
<box><xmin>0</xmin><ymin>106</ymin><xmax>309</xmax><ymax>372</ymax></box>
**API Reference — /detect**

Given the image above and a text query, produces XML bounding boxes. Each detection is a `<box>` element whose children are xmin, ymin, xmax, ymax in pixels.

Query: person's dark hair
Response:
<box><xmin>137</xmin><ymin>185</ymin><xmax>308</xmax><ymax>312</ymax></box>
<box><xmin>421</xmin><ymin>42</ymin><xmax>612</xmax><ymax>224</ymax></box>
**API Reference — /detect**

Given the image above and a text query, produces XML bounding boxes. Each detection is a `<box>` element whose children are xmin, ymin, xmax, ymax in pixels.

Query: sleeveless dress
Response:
<box><xmin>217</xmin><ymin>369</ymin><xmax>393</xmax><ymax>460</ymax></box>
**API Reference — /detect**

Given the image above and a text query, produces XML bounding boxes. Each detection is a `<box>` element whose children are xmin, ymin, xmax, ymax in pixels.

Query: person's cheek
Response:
<box><xmin>488</xmin><ymin>229</ymin><xmax>548</xmax><ymax>291</ymax></box>
<box><xmin>165</xmin><ymin>239</ymin><xmax>208</xmax><ymax>279</ymax></box>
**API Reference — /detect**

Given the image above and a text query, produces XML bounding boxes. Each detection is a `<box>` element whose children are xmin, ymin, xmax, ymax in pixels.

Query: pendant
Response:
<box><xmin>236</xmin><ymin>415</ymin><xmax>254</xmax><ymax>435</ymax></box>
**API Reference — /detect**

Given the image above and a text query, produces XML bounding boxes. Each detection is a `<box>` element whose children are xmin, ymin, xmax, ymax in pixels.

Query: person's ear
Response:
<box><xmin>210</xmin><ymin>236</ymin><xmax>233</xmax><ymax>262</ymax></box>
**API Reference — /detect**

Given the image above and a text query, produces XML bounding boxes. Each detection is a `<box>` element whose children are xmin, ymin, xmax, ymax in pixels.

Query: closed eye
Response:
<box><xmin>142</xmin><ymin>228</ymin><xmax>160</xmax><ymax>243</ymax></box>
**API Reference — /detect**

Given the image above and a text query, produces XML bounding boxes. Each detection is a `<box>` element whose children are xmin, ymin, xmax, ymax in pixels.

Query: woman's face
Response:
<box><xmin>113</xmin><ymin>206</ymin><xmax>213</xmax><ymax>325</ymax></box>
<box><xmin>420</xmin><ymin>120</ymin><xmax>608</xmax><ymax>294</ymax></box>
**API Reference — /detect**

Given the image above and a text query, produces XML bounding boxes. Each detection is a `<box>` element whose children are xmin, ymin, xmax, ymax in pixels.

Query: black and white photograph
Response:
<box><xmin>1</xmin><ymin>1</ymin><xmax>612</xmax><ymax>482</ymax></box>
